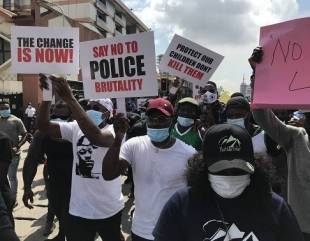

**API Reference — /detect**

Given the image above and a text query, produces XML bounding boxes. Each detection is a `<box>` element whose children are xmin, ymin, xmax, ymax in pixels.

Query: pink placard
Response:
<box><xmin>253</xmin><ymin>17</ymin><xmax>310</xmax><ymax>109</ymax></box>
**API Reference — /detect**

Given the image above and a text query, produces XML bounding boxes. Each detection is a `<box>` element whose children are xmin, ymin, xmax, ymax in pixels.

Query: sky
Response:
<box><xmin>123</xmin><ymin>0</ymin><xmax>310</xmax><ymax>92</ymax></box>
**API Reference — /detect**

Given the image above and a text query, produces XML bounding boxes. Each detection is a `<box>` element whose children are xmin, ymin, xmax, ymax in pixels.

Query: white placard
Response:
<box><xmin>11</xmin><ymin>26</ymin><xmax>79</xmax><ymax>74</ymax></box>
<box><xmin>80</xmin><ymin>32</ymin><xmax>158</xmax><ymax>99</ymax></box>
<box><xmin>42</xmin><ymin>78</ymin><xmax>53</xmax><ymax>101</ymax></box>
<box><xmin>159</xmin><ymin>34</ymin><xmax>224</xmax><ymax>85</ymax></box>
<box><xmin>116</xmin><ymin>98</ymin><xmax>126</xmax><ymax>114</ymax></box>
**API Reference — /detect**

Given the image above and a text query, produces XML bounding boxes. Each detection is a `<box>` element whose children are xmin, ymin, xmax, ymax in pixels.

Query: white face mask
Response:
<box><xmin>202</xmin><ymin>91</ymin><xmax>218</xmax><ymax>104</ymax></box>
<box><xmin>226</xmin><ymin>118</ymin><xmax>245</xmax><ymax>129</ymax></box>
<box><xmin>208</xmin><ymin>174</ymin><xmax>250</xmax><ymax>199</ymax></box>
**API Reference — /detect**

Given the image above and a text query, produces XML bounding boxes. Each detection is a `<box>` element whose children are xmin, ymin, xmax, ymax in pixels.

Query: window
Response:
<box><xmin>0</xmin><ymin>38</ymin><xmax>11</xmax><ymax>65</ymax></box>
<box><xmin>115</xmin><ymin>10</ymin><xmax>122</xmax><ymax>19</ymax></box>
<box><xmin>98</xmin><ymin>0</ymin><xmax>106</xmax><ymax>5</ymax></box>
<box><xmin>115</xmin><ymin>23</ymin><xmax>122</xmax><ymax>33</ymax></box>
<box><xmin>99</xmin><ymin>29</ymin><xmax>107</xmax><ymax>38</ymax></box>
<box><xmin>3</xmin><ymin>0</ymin><xmax>11</xmax><ymax>9</ymax></box>
<box><xmin>97</xmin><ymin>12</ymin><xmax>106</xmax><ymax>22</ymax></box>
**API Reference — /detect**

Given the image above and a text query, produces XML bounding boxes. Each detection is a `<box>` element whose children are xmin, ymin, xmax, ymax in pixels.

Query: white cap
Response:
<box><xmin>91</xmin><ymin>98</ymin><xmax>113</xmax><ymax>117</ymax></box>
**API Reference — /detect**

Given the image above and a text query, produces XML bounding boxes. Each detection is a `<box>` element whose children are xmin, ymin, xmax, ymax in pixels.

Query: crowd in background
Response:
<box><xmin>0</xmin><ymin>48</ymin><xmax>309</xmax><ymax>241</ymax></box>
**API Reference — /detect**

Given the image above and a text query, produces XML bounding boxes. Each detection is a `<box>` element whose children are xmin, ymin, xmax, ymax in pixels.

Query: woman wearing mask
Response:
<box><xmin>153</xmin><ymin>124</ymin><xmax>304</xmax><ymax>241</ymax></box>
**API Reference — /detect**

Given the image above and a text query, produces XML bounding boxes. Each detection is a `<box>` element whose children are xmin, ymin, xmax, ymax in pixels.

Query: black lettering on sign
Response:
<box><xmin>269</xmin><ymin>35</ymin><xmax>310</xmax><ymax>91</ymax></box>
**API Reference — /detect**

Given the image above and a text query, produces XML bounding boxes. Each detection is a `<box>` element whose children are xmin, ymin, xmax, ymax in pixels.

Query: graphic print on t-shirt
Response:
<box><xmin>76</xmin><ymin>135</ymin><xmax>100</xmax><ymax>179</ymax></box>
<box><xmin>203</xmin><ymin>219</ymin><xmax>259</xmax><ymax>241</ymax></box>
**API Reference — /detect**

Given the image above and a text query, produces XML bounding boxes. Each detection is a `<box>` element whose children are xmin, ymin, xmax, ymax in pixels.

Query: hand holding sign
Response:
<box><xmin>248</xmin><ymin>46</ymin><xmax>263</xmax><ymax>70</ymax></box>
<box><xmin>39</xmin><ymin>74</ymin><xmax>54</xmax><ymax>102</ymax></box>
<box><xmin>50</xmin><ymin>76</ymin><xmax>75</xmax><ymax>103</ymax></box>
<box><xmin>113</xmin><ymin>113</ymin><xmax>129</xmax><ymax>138</ymax></box>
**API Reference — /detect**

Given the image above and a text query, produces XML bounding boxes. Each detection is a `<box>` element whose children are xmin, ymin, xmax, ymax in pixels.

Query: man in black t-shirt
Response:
<box><xmin>0</xmin><ymin>131</ymin><xmax>19</xmax><ymax>241</ymax></box>
<box><xmin>22</xmin><ymin>102</ymin><xmax>73</xmax><ymax>241</ymax></box>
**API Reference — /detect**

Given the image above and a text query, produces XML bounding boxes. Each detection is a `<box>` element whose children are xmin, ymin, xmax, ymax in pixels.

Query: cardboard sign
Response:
<box><xmin>11</xmin><ymin>26</ymin><xmax>79</xmax><ymax>74</ymax></box>
<box><xmin>159</xmin><ymin>34</ymin><xmax>224</xmax><ymax>85</ymax></box>
<box><xmin>80</xmin><ymin>32</ymin><xmax>157</xmax><ymax>99</ymax></box>
<box><xmin>253</xmin><ymin>17</ymin><xmax>310</xmax><ymax>109</ymax></box>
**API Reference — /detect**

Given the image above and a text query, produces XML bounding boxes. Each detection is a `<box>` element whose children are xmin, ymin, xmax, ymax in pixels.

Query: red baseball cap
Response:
<box><xmin>146</xmin><ymin>98</ymin><xmax>174</xmax><ymax>117</ymax></box>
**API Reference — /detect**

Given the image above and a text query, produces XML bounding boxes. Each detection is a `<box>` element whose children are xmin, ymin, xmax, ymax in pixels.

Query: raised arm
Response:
<box><xmin>51</xmin><ymin>76</ymin><xmax>114</xmax><ymax>147</ymax></box>
<box><xmin>36</xmin><ymin>75</ymin><xmax>62</xmax><ymax>138</ymax></box>
<box><xmin>249</xmin><ymin>47</ymin><xmax>294</xmax><ymax>149</ymax></box>
<box><xmin>253</xmin><ymin>109</ymin><xmax>293</xmax><ymax>149</ymax></box>
<box><xmin>102</xmin><ymin>113</ymin><xmax>129</xmax><ymax>180</ymax></box>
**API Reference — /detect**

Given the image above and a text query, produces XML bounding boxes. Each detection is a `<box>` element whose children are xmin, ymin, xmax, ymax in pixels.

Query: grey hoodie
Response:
<box><xmin>253</xmin><ymin>109</ymin><xmax>310</xmax><ymax>233</ymax></box>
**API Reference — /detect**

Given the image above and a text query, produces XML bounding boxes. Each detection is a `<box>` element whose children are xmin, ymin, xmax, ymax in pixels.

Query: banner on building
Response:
<box><xmin>159</xmin><ymin>34</ymin><xmax>224</xmax><ymax>85</ymax></box>
<box><xmin>80</xmin><ymin>32</ymin><xmax>157</xmax><ymax>99</ymax></box>
<box><xmin>10</xmin><ymin>26</ymin><xmax>79</xmax><ymax>75</ymax></box>
<box><xmin>253</xmin><ymin>17</ymin><xmax>310</xmax><ymax>109</ymax></box>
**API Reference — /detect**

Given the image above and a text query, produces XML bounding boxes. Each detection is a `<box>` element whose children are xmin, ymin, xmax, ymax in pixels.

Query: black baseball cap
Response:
<box><xmin>226</xmin><ymin>96</ymin><xmax>250</xmax><ymax>112</ymax></box>
<box><xmin>203</xmin><ymin>124</ymin><xmax>255</xmax><ymax>174</ymax></box>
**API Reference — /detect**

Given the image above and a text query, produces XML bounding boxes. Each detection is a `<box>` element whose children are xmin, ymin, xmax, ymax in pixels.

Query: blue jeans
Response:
<box><xmin>8</xmin><ymin>155</ymin><xmax>20</xmax><ymax>202</ymax></box>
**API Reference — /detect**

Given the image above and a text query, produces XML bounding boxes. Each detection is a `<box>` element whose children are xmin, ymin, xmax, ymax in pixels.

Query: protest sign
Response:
<box><xmin>159</xmin><ymin>34</ymin><xmax>224</xmax><ymax>85</ymax></box>
<box><xmin>253</xmin><ymin>17</ymin><xmax>310</xmax><ymax>109</ymax></box>
<box><xmin>80</xmin><ymin>32</ymin><xmax>157</xmax><ymax>99</ymax></box>
<box><xmin>116</xmin><ymin>98</ymin><xmax>126</xmax><ymax>114</ymax></box>
<box><xmin>11</xmin><ymin>26</ymin><xmax>79</xmax><ymax>74</ymax></box>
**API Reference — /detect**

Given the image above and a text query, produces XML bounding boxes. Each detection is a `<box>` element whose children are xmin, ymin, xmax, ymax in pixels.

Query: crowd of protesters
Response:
<box><xmin>0</xmin><ymin>47</ymin><xmax>309</xmax><ymax>241</ymax></box>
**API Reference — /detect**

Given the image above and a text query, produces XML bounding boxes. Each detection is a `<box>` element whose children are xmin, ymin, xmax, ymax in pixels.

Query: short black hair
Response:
<box><xmin>207</xmin><ymin>81</ymin><xmax>217</xmax><ymax>89</ymax></box>
<box><xmin>230</xmin><ymin>92</ymin><xmax>244</xmax><ymax>98</ymax></box>
<box><xmin>226</xmin><ymin>96</ymin><xmax>251</xmax><ymax>113</ymax></box>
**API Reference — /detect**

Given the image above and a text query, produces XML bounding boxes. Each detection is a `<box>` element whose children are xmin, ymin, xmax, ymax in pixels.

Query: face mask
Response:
<box><xmin>177</xmin><ymin>116</ymin><xmax>194</xmax><ymax>127</ymax></box>
<box><xmin>208</xmin><ymin>174</ymin><xmax>250</xmax><ymax>199</ymax></box>
<box><xmin>0</xmin><ymin>109</ymin><xmax>11</xmax><ymax>118</ymax></box>
<box><xmin>226</xmin><ymin>118</ymin><xmax>245</xmax><ymax>129</ymax></box>
<box><xmin>202</xmin><ymin>91</ymin><xmax>217</xmax><ymax>104</ymax></box>
<box><xmin>86</xmin><ymin>110</ymin><xmax>105</xmax><ymax>126</ymax></box>
<box><xmin>147</xmin><ymin>127</ymin><xmax>170</xmax><ymax>142</ymax></box>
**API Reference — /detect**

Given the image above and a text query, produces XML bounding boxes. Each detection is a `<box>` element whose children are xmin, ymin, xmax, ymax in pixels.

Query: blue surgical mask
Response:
<box><xmin>227</xmin><ymin>118</ymin><xmax>245</xmax><ymax>129</ymax></box>
<box><xmin>147</xmin><ymin>127</ymin><xmax>170</xmax><ymax>142</ymax></box>
<box><xmin>86</xmin><ymin>110</ymin><xmax>105</xmax><ymax>126</ymax></box>
<box><xmin>0</xmin><ymin>109</ymin><xmax>11</xmax><ymax>118</ymax></box>
<box><xmin>177</xmin><ymin>116</ymin><xmax>194</xmax><ymax>127</ymax></box>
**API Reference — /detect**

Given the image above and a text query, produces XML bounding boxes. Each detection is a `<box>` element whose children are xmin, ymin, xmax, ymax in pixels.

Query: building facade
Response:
<box><xmin>0</xmin><ymin>0</ymin><xmax>148</xmax><ymax>111</ymax></box>
<box><xmin>240</xmin><ymin>81</ymin><xmax>252</xmax><ymax>100</ymax></box>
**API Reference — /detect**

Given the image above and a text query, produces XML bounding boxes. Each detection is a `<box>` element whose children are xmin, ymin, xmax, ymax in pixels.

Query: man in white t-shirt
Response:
<box><xmin>37</xmin><ymin>75</ymin><xmax>124</xmax><ymax>241</ymax></box>
<box><xmin>24</xmin><ymin>103</ymin><xmax>36</xmax><ymax>132</ymax></box>
<box><xmin>102</xmin><ymin>98</ymin><xmax>197</xmax><ymax>241</ymax></box>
